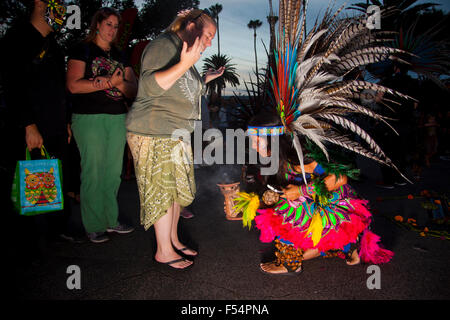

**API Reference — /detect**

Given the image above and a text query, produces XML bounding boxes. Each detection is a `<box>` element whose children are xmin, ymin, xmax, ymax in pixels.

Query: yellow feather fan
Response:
<box><xmin>233</xmin><ymin>192</ymin><xmax>260</xmax><ymax>229</ymax></box>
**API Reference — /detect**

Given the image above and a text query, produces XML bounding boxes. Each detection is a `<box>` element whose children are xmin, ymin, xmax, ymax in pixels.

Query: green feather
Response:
<box><xmin>305</xmin><ymin>138</ymin><xmax>360</xmax><ymax>180</ymax></box>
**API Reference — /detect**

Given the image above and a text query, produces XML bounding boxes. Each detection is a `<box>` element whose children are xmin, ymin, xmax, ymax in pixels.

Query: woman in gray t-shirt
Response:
<box><xmin>126</xmin><ymin>9</ymin><xmax>224</xmax><ymax>269</ymax></box>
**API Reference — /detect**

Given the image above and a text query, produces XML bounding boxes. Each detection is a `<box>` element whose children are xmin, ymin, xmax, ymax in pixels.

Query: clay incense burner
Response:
<box><xmin>217</xmin><ymin>182</ymin><xmax>242</xmax><ymax>220</ymax></box>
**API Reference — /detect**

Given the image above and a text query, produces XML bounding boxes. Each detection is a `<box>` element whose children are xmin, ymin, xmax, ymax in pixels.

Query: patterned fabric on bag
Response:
<box><xmin>11</xmin><ymin>147</ymin><xmax>64</xmax><ymax>216</ymax></box>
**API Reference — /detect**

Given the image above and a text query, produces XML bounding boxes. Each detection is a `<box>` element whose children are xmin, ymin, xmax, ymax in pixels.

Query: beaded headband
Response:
<box><xmin>246</xmin><ymin>126</ymin><xmax>285</xmax><ymax>136</ymax></box>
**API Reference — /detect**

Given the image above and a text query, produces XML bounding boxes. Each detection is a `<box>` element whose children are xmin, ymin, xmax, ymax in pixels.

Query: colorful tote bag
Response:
<box><xmin>11</xmin><ymin>146</ymin><xmax>64</xmax><ymax>216</ymax></box>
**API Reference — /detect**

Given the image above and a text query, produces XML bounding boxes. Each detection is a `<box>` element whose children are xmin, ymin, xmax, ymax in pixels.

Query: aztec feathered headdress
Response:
<box><xmin>267</xmin><ymin>0</ymin><xmax>417</xmax><ymax>182</ymax></box>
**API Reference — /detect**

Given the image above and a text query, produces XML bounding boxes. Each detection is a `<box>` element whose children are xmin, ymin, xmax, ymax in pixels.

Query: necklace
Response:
<box><xmin>94</xmin><ymin>40</ymin><xmax>111</xmax><ymax>58</ymax></box>
<box><xmin>104</xmin><ymin>49</ymin><xmax>111</xmax><ymax>60</ymax></box>
<box><xmin>100</xmin><ymin>45</ymin><xmax>111</xmax><ymax>58</ymax></box>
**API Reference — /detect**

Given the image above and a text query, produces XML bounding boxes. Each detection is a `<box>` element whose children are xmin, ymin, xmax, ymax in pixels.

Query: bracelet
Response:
<box><xmin>299</xmin><ymin>184</ymin><xmax>313</xmax><ymax>196</ymax></box>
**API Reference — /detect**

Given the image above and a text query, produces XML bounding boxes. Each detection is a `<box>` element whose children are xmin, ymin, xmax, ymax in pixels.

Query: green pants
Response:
<box><xmin>71</xmin><ymin>113</ymin><xmax>126</xmax><ymax>233</ymax></box>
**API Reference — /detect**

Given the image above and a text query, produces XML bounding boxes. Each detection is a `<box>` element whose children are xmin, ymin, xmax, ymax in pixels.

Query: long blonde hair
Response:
<box><xmin>84</xmin><ymin>7</ymin><xmax>122</xmax><ymax>45</ymax></box>
<box><xmin>165</xmin><ymin>9</ymin><xmax>216</xmax><ymax>34</ymax></box>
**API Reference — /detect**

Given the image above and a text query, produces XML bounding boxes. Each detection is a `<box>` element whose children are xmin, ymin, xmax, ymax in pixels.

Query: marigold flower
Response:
<box><xmin>424</xmin><ymin>227</ymin><xmax>429</xmax><ymax>232</ymax></box>
<box><xmin>434</xmin><ymin>200</ymin><xmax>441</xmax><ymax>205</ymax></box>
<box><xmin>407</xmin><ymin>218</ymin><xmax>417</xmax><ymax>223</ymax></box>
<box><xmin>394</xmin><ymin>215</ymin><xmax>404</xmax><ymax>222</ymax></box>
<box><xmin>420</xmin><ymin>232</ymin><xmax>426</xmax><ymax>237</ymax></box>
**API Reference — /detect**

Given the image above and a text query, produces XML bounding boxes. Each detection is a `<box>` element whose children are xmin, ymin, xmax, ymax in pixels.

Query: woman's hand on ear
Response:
<box><xmin>180</xmin><ymin>37</ymin><xmax>202</xmax><ymax>68</ymax></box>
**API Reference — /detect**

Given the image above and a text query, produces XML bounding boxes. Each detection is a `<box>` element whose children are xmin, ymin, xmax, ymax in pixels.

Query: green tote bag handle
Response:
<box><xmin>25</xmin><ymin>145</ymin><xmax>51</xmax><ymax>161</ymax></box>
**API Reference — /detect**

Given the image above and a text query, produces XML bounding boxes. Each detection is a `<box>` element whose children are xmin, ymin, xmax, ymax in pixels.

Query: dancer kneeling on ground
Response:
<box><xmin>232</xmin><ymin>1</ymin><xmax>416</xmax><ymax>275</ymax></box>
<box><xmin>235</xmin><ymin>111</ymin><xmax>394</xmax><ymax>275</ymax></box>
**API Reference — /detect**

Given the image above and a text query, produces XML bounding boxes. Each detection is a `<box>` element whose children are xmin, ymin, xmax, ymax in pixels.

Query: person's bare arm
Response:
<box><xmin>203</xmin><ymin>67</ymin><xmax>225</xmax><ymax>84</ymax></box>
<box><xmin>281</xmin><ymin>174</ymin><xmax>348</xmax><ymax>201</ymax></box>
<box><xmin>154</xmin><ymin>38</ymin><xmax>202</xmax><ymax>90</ymax></box>
<box><xmin>111</xmin><ymin>66</ymin><xmax>138</xmax><ymax>98</ymax></box>
<box><xmin>324</xmin><ymin>174</ymin><xmax>348</xmax><ymax>191</ymax></box>
<box><xmin>25</xmin><ymin>124</ymin><xmax>43</xmax><ymax>151</ymax></box>
<box><xmin>66</xmin><ymin>59</ymin><xmax>109</xmax><ymax>93</ymax></box>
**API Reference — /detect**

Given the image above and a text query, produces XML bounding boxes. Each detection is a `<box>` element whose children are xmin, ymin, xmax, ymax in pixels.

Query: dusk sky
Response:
<box><xmin>139</xmin><ymin>0</ymin><xmax>450</xmax><ymax>95</ymax></box>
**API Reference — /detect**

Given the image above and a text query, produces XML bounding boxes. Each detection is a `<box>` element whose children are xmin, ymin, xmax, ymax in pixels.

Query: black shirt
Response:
<box><xmin>68</xmin><ymin>42</ymin><xmax>130</xmax><ymax>114</ymax></box>
<box><xmin>0</xmin><ymin>22</ymin><xmax>67</xmax><ymax>138</ymax></box>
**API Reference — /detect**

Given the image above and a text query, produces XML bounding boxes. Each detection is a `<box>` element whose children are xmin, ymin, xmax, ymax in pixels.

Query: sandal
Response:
<box><xmin>155</xmin><ymin>257</ymin><xmax>193</xmax><ymax>269</ymax></box>
<box><xmin>260</xmin><ymin>239</ymin><xmax>303</xmax><ymax>275</ymax></box>
<box><xmin>260</xmin><ymin>261</ymin><xmax>303</xmax><ymax>276</ymax></box>
<box><xmin>67</xmin><ymin>192</ymin><xmax>81</xmax><ymax>203</ymax></box>
<box><xmin>172</xmin><ymin>243</ymin><xmax>198</xmax><ymax>256</ymax></box>
<box><xmin>180</xmin><ymin>208</ymin><xmax>194</xmax><ymax>219</ymax></box>
<box><xmin>345</xmin><ymin>238</ymin><xmax>361</xmax><ymax>266</ymax></box>
<box><xmin>175</xmin><ymin>246</ymin><xmax>198</xmax><ymax>257</ymax></box>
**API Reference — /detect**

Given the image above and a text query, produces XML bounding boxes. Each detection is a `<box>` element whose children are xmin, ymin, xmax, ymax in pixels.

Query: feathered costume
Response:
<box><xmin>235</xmin><ymin>0</ymin><xmax>417</xmax><ymax>270</ymax></box>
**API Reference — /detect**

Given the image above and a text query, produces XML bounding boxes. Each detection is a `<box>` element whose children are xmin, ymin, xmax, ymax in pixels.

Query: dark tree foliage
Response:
<box><xmin>0</xmin><ymin>0</ymin><xmax>29</xmax><ymax>27</ymax></box>
<box><xmin>1</xmin><ymin>0</ymin><xmax>200</xmax><ymax>51</ymax></box>
<box><xmin>134</xmin><ymin>0</ymin><xmax>200</xmax><ymax>41</ymax></box>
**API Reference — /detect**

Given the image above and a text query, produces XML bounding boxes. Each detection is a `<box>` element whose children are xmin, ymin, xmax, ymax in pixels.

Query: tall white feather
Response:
<box><xmin>292</xmin><ymin>134</ymin><xmax>307</xmax><ymax>183</ymax></box>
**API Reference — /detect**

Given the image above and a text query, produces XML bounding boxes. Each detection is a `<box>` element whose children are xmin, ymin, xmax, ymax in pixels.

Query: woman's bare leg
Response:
<box><xmin>171</xmin><ymin>202</ymin><xmax>197</xmax><ymax>256</ymax></box>
<box><xmin>154</xmin><ymin>205</ymin><xmax>192</xmax><ymax>269</ymax></box>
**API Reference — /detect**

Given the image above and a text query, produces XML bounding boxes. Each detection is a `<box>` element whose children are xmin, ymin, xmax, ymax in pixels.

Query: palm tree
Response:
<box><xmin>202</xmin><ymin>54</ymin><xmax>240</xmax><ymax>102</ymax></box>
<box><xmin>205</xmin><ymin>3</ymin><xmax>223</xmax><ymax>56</ymax></box>
<box><xmin>267</xmin><ymin>0</ymin><xmax>278</xmax><ymax>56</ymax></box>
<box><xmin>247</xmin><ymin>19</ymin><xmax>263</xmax><ymax>93</ymax></box>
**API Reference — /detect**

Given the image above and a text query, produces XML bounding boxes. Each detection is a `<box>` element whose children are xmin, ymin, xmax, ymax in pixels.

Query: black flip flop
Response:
<box><xmin>172</xmin><ymin>242</ymin><xmax>198</xmax><ymax>257</ymax></box>
<box><xmin>155</xmin><ymin>257</ymin><xmax>193</xmax><ymax>269</ymax></box>
<box><xmin>176</xmin><ymin>247</ymin><xmax>198</xmax><ymax>257</ymax></box>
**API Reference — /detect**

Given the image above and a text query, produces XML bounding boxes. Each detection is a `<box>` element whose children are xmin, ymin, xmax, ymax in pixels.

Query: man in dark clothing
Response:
<box><xmin>1</xmin><ymin>0</ymin><xmax>82</xmax><ymax>263</ymax></box>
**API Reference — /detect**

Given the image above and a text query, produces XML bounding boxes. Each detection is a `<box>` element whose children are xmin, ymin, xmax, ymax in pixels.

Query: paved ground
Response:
<box><xmin>7</xmin><ymin>155</ymin><xmax>450</xmax><ymax>303</ymax></box>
